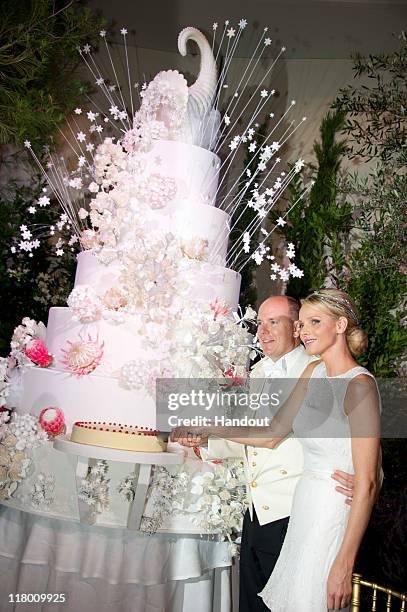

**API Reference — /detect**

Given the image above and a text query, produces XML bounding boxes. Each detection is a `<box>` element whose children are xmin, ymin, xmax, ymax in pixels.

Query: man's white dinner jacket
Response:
<box><xmin>203</xmin><ymin>345</ymin><xmax>317</xmax><ymax>526</ymax></box>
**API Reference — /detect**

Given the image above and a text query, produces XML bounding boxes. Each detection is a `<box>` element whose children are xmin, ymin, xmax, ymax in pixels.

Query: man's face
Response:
<box><xmin>257</xmin><ymin>297</ymin><xmax>297</xmax><ymax>361</ymax></box>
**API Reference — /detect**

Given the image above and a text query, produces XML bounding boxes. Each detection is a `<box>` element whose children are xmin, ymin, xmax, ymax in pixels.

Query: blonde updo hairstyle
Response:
<box><xmin>301</xmin><ymin>288</ymin><xmax>368</xmax><ymax>357</ymax></box>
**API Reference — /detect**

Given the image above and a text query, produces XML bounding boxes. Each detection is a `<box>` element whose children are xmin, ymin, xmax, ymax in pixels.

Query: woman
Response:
<box><xmin>258</xmin><ymin>289</ymin><xmax>381</xmax><ymax>611</ymax></box>
<box><xmin>172</xmin><ymin>288</ymin><xmax>380</xmax><ymax>611</ymax></box>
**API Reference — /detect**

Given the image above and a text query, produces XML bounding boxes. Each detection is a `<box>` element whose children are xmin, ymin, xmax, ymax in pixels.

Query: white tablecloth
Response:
<box><xmin>0</xmin><ymin>507</ymin><xmax>235</xmax><ymax>612</ymax></box>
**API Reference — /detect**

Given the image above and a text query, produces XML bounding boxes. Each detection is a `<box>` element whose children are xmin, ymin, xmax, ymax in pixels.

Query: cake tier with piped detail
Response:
<box><xmin>70</xmin><ymin>421</ymin><xmax>166</xmax><ymax>452</ymax></box>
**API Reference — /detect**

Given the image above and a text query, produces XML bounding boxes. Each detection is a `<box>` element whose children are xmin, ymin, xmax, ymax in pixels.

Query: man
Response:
<box><xmin>173</xmin><ymin>296</ymin><xmax>354</xmax><ymax>612</ymax></box>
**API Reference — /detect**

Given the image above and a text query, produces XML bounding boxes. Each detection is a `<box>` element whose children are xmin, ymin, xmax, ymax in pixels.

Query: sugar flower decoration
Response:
<box><xmin>135</xmin><ymin>174</ymin><xmax>177</xmax><ymax>209</ymax></box>
<box><xmin>11</xmin><ymin>318</ymin><xmax>49</xmax><ymax>367</ymax></box>
<box><xmin>30</xmin><ymin>472</ymin><xmax>55</xmax><ymax>508</ymax></box>
<box><xmin>80</xmin><ymin>229</ymin><xmax>100</xmax><ymax>250</ymax></box>
<box><xmin>120</xmin><ymin>360</ymin><xmax>145</xmax><ymax>390</ymax></box>
<box><xmin>61</xmin><ymin>334</ymin><xmax>104</xmax><ymax>376</ymax></box>
<box><xmin>78</xmin><ymin>460</ymin><xmax>110</xmax><ymax>517</ymax></box>
<box><xmin>181</xmin><ymin>238</ymin><xmax>209</xmax><ymax>261</ymax></box>
<box><xmin>38</xmin><ymin>407</ymin><xmax>65</xmax><ymax>437</ymax></box>
<box><xmin>7</xmin><ymin>413</ymin><xmax>48</xmax><ymax>452</ymax></box>
<box><xmin>24</xmin><ymin>338</ymin><xmax>53</xmax><ymax>367</ymax></box>
<box><xmin>67</xmin><ymin>285</ymin><xmax>104</xmax><ymax>323</ymax></box>
<box><xmin>210</xmin><ymin>298</ymin><xmax>231</xmax><ymax>321</ymax></box>
<box><xmin>102</xmin><ymin>287</ymin><xmax>128</xmax><ymax>311</ymax></box>
<box><xmin>0</xmin><ymin>359</ymin><xmax>10</xmax><ymax>408</ymax></box>
<box><xmin>139</xmin><ymin>70</ymin><xmax>188</xmax><ymax>138</ymax></box>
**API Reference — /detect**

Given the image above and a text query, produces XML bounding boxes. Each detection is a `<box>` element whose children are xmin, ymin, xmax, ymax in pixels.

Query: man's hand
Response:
<box><xmin>331</xmin><ymin>470</ymin><xmax>355</xmax><ymax>505</ymax></box>
<box><xmin>170</xmin><ymin>427</ymin><xmax>208</xmax><ymax>447</ymax></box>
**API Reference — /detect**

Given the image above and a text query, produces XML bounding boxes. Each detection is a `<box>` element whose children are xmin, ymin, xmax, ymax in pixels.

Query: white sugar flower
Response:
<box><xmin>78</xmin><ymin>208</ymin><xmax>89</xmax><ymax>220</ymax></box>
<box><xmin>67</xmin><ymin>285</ymin><xmax>104</xmax><ymax>323</ymax></box>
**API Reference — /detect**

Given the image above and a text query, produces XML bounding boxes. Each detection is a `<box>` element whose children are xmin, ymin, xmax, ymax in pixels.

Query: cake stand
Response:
<box><xmin>53</xmin><ymin>436</ymin><xmax>184</xmax><ymax>530</ymax></box>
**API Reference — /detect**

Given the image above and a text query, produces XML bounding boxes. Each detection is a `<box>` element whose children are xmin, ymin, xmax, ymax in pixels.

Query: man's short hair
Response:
<box><xmin>286</xmin><ymin>296</ymin><xmax>300</xmax><ymax>321</ymax></box>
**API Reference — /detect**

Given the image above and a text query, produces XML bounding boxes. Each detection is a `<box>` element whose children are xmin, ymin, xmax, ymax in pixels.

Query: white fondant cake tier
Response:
<box><xmin>74</xmin><ymin>251</ymin><xmax>241</xmax><ymax>309</ymax></box>
<box><xmin>46</xmin><ymin>307</ymin><xmax>158</xmax><ymax>373</ymax></box>
<box><xmin>136</xmin><ymin>139</ymin><xmax>220</xmax><ymax>206</ymax></box>
<box><xmin>143</xmin><ymin>202</ymin><xmax>231</xmax><ymax>266</ymax></box>
<box><xmin>20</xmin><ymin>366</ymin><xmax>156</xmax><ymax>430</ymax></box>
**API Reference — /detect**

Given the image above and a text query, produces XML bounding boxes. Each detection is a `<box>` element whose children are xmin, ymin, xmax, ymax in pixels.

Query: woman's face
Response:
<box><xmin>298</xmin><ymin>303</ymin><xmax>345</xmax><ymax>356</ymax></box>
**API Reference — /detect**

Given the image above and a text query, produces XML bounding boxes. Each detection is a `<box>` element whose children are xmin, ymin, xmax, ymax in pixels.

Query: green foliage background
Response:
<box><xmin>278</xmin><ymin>35</ymin><xmax>407</xmax><ymax>590</ymax></box>
<box><xmin>0</xmin><ymin>0</ymin><xmax>102</xmax><ymax>354</ymax></box>
<box><xmin>0</xmin><ymin>0</ymin><xmax>101</xmax><ymax>146</ymax></box>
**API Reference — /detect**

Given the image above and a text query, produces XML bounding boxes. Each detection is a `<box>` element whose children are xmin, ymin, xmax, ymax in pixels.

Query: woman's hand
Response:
<box><xmin>327</xmin><ymin>556</ymin><xmax>353</xmax><ymax>610</ymax></box>
<box><xmin>170</xmin><ymin>427</ymin><xmax>208</xmax><ymax>447</ymax></box>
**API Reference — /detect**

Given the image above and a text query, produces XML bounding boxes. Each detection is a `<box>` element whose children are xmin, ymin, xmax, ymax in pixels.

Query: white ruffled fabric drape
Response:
<box><xmin>0</xmin><ymin>506</ymin><xmax>234</xmax><ymax>612</ymax></box>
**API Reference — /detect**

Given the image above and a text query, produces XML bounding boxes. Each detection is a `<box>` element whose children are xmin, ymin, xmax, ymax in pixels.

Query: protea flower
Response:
<box><xmin>24</xmin><ymin>338</ymin><xmax>53</xmax><ymax>367</ymax></box>
<box><xmin>38</xmin><ymin>407</ymin><xmax>65</xmax><ymax>437</ymax></box>
<box><xmin>60</xmin><ymin>334</ymin><xmax>104</xmax><ymax>376</ymax></box>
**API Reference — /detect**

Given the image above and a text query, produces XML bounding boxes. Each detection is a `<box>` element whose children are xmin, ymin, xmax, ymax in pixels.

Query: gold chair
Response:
<box><xmin>351</xmin><ymin>573</ymin><xmax>406</xmax><ymax>611</ymax></box>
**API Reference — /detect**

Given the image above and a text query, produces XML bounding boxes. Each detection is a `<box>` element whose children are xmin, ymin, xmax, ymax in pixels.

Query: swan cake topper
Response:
<box><xmin>122</xmin><ymin>27</ymin><xmax>220</xmax><ymax>152</ymax></box>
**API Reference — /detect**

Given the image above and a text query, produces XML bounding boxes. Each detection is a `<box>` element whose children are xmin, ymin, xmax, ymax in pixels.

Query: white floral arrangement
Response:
<box><xmin>123</xmin><ymin>70</ymin><xmax>189</xmax><ymax>153</ymax></box>
<box><xmin>7</xmin><ymin>413</ymin><xmax>49</xmax><ymax>451</ymax></box>
<box><xmin>10</xmin><ymin>318</ymin><xmax>52</xmax><ymax>368</ymax></box>
<box><xmin>118</xmin><ymin>466</ymin><xmax>190</xmax><ymax>534</ymax></box>
<box><xmin>67</xmin><ymin>286</ymin><xmax>104</xmax><ymax>323</ymax></box>
<box><xmin>78</xmin><ymin>460</ymin><xmax>110</xmax><ymax>516</ymax></box>
<box><xmin>118</xmin><ymin>301</ymin><xmax>255</xmax><ymax>396</ymax></box>
<box><xmin>185</xmin><ymin>460</ymin><xmax>248</xmax><ymax>553</ymax></box>
<box><xmin>139</xmin><ymin>466</ymin><xmax>189</xmax><ymax>534</ymax></box>
<box><xmin>30</xmin><ymin>472</ymin><xmax>55</xmax><ymax>508</ymax></box>
<box><xmin>117</xmin><ymin>473</ymin><xmax>138</xmax><ymax>502</ymax></box>
<box><xmin>137</xmin><ymin>459</ymin><xmax>248</xmax><ymax>552</ymax></box>
<box><xmin>0</xmin><ymin>411</ymin><xmax>48</xmax><ymax>501</ymax></box>
<box><xmin>0</xmin><ymin>358</ymin><xmax>10</xmax><ymax>408</ymax></box>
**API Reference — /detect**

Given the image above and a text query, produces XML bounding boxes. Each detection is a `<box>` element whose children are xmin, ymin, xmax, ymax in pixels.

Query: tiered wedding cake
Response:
<box><xmin>18</xmin><ymin>27</ymin><xmax>251</xmax><ymax>445</ymax></box>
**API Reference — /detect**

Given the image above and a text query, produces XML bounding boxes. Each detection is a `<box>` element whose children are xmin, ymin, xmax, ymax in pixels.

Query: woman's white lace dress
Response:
<box><xmin>259</xmin><ymin>363</ymin><xmax>374</xmax><ymax>612</ymax></box>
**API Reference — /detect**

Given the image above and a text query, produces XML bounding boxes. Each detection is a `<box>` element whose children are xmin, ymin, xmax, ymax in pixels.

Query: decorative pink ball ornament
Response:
<box><xmin>38</xmin><ymin>407</ymin><xmax>65</xmax><ymax>437</ymax></box>
<box><xmin>60</xmin><ymin>334</ymin><xmax>104</xmax><ymax>376</ymax></box>
<box><xmin>24</xmin><ymin>338</ymin><xmax>53</xmax><ymax>367</ymax></box>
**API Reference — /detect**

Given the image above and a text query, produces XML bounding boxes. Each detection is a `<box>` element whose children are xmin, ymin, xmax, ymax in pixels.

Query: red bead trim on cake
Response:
<box><xmin>73</xmin><ymin>421</ymin><xmax>158</xmax><ymax>436</ymax></box>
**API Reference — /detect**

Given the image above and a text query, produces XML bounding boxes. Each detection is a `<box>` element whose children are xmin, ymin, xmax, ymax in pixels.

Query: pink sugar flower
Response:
<box><xmin>24</xmin><ymin>338</ymin><xmax>53</xmax><ymax>367</ymax></box>
<box><xmin>60</xmin><ymin>334</ymin><xmax>104</xmax><ymax>376</ymax></box>
<box><xmin>38</xmin><ymin>407</ymin><xmax>65</xmax><ymax>437</ymax></box>
<box><xmin>210</xmin><ymin>298</ymin><xmax>231</xmax><ymax>321</ymax></box>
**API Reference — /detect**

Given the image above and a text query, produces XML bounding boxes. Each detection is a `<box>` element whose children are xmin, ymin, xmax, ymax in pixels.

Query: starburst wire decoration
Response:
<box><xmin>18</xmin><ymin>20</ymin><xmax>311</xmax><ymax>281</ymax></box>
